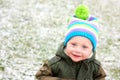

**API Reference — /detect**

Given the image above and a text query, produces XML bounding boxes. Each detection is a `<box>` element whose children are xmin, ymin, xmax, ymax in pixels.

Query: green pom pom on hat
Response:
<box><xmin>75</xmin><ymin>4</ymin><xmax>89</xmax><ymax>20</ymax></box>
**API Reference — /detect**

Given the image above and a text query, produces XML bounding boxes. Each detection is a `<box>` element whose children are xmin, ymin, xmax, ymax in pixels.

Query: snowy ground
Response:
<box><xmin>0</xmin><ymin>0</ymin><xmax>120</xmax><ymax>80</ymax></box>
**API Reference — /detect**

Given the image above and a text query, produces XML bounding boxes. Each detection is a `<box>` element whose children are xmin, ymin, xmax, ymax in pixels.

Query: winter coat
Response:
<box><xmin>35</xmin><ymin>43</ymin><xmax>106</xmax><ymax>80</ymax></box>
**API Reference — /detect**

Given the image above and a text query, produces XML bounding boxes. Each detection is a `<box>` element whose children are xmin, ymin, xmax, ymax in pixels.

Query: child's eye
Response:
<box><xmin>82</xmin><ymin>45</ymin><xmax>87</xmax><ymax>48</ymax></box>
<box><xmin>71</xmin><ymin>43</ymin><xmax>77</xmax><ymax>46</ymax></box>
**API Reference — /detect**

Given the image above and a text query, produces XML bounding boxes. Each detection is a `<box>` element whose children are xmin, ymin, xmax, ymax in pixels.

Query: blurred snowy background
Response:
<box><xmin>0</xmin><ymin>0</ymin><xmax>120</xmax><ymax>80</ymax></box>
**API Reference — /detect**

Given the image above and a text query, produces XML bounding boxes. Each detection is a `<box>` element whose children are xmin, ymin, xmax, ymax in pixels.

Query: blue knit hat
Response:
<box><xmin>64</xmin><ymin>5</ymin><xmax>99</xmax><ymax>50</ymax></box>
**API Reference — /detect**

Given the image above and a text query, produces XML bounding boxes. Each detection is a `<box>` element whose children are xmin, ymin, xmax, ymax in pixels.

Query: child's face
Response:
<box><xmin>65</xmin><ymin>36</ymin><xmax>93</xmax><ymax>62</ymax></box>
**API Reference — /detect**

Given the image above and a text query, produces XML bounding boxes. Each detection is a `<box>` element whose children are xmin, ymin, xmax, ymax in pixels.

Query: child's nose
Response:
<box><xmin>75</xmin><ymin>47</ymin><xmax>81</xmax><ymax>53</ymax></box>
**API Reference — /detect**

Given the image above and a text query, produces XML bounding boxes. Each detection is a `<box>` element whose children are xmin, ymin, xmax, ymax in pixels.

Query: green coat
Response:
<box><xmin>35</xmin><ymin>43</ymin><xmax>106</xmax><ymax>80</ymax></box>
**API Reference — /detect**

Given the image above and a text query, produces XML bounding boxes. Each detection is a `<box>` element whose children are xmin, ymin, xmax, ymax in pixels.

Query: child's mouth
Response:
<box><xmin>72</xmin><ymin>54</ymin><xmax>81</xmax><ymax>58</ymax></box>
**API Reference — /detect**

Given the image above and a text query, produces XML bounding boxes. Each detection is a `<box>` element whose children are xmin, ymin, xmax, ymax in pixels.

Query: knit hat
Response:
<box><xmin>64</xmin><ymin>5</ymin><xmax>99</xmax><ymax>50</ymax></box>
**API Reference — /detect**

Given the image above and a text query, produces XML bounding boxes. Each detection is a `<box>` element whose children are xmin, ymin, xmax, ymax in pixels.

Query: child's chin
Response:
<box><xmin>72</xmin><ymin>58</ymin><xmax>82</xmax><ymax>62</ymax></box>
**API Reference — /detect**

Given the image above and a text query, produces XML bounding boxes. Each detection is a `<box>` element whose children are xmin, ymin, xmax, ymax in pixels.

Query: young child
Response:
<box><xmin>35</xmin><ymin>5</ymin><xmax>106</xmax><ymax>80</ymax></box>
